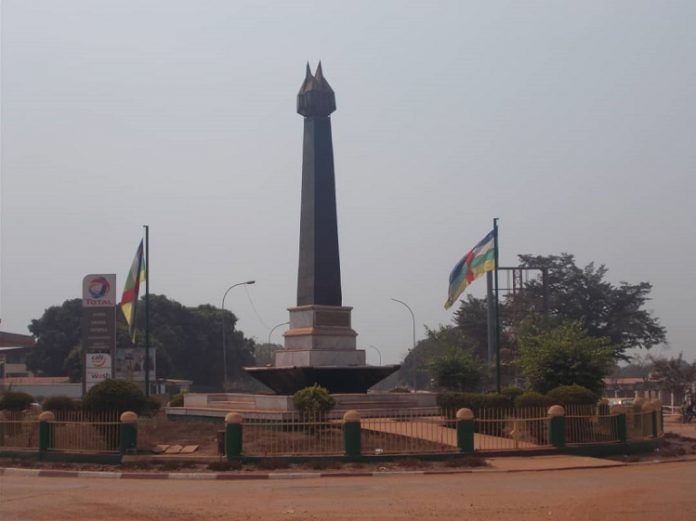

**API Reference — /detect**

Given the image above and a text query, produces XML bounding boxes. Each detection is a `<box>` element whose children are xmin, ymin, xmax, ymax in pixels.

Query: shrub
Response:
<box><xmin>143</xmin><ymin>396</ymin><xmax>162</xmax><ymax>416</ymax></box>
<box><xmin>42</xmin><ymin>396</ymin><xmax>79</xmax><ymax>413</ymax></box>
<box><xmin>389</xmin><ymin>386</ymin><xmax>412</xmax><ymax>393</ymax></box>
<box><xmin>546</xmin><ymin>384</ymin><xmax>598</xmax><ymax>406</ymax></box>
<box><xmin>501</xmin><ymin>386</ymin><xmax>525</xmax><ymax>402</ymax></box>
<box><xmin>437</xmin><ymin>392</ymin><xmax>512</xmax><ymax>416</ymax></box>
<box><xmin>428</xmin><ymin>348</ymin><xmax>484</xmax><ymax>392</ymax></box>
<box><xmin>0</xmin><ymin>391</ymin><xmax>34</xmax><ymax>412</ymax></box>
<box><xmin>292</xmin><ymin>384</ymin><xmax>335</xmax><ymax>418</ymax></box>
<box><xmin>514</xmin><ymin>392</ymin><xmax>552</xmax><ymax>409</ymax></box>
<box><xmin>82</xmin><ymin>379</ymin><xmax>147</xmax><ymax>415</ymax></box>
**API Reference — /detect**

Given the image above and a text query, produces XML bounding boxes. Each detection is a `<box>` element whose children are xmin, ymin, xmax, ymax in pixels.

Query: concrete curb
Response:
<box><xmin>2</xmin><ymin>457</ymin><xmax>694</xmax><ymax>481</ymax></box>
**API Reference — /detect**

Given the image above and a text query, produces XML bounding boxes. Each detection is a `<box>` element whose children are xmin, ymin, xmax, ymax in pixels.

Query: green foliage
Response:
<box><xmin>437</xmin><ymin>392</ymin><xmax>512</xmax><ymax>414</ymax></box>
<box><xmin>648</xmin><ymin>353</ymin><xmax>696</xmax><ymax>396</ymax></box>
<box><xmin>514</xmin><ymin>253</ymin><xmax>666</xmax><ymax>358</ymax></box>
<box><xmin>41</xmin><ymin>396</ymin><xmax>79</xmax><ymax>413</ymax></box>
<box><xmin>144</xmin><ymin>396</ymin><xmax>162</xmax><ymax>416</ymax></box>
<box><xmin>501</xmin><ymin>386</ymin><xmax>524</xmax><ymax>402</ymax></box>
<box><xmin>292</xmin><ymin>384</ymin><xmax>336</xmax><ymax>417</ymax></box>
<box><xmin>389</xmin><ymin>386</ymin><xmax>412</xmax><ymax>393</ymax></box>
<box><xmin>25</xmin><ymin>294</ymin><xmax>257</xmax><ymax>390</ymax></box>
<box><xmin>26</xmin><ymin>298</ymin><xmax>82</xmax><ymax>376</ymax></box>
<box><xmin>0</xmin><ymin>391</ymin><xmax>34</xmax><ymax>411</ymax></box>
<box><xmin>428</xmin><ymin>346</ymin><xmax>484</xmax><ymax>392</ymax></box>
<box><xmin>546</xmin><ymin>384</ymin><xmax>598</xmax><ymax>405</ymax></box>
<box><xmin>514</xmin><ymin>392</ymin><xmax>552</xmax><ymax>409</ymax></box>
<box><xmin>518</xmin><ymin>321</ymin><xmax>615</xmax><ymax>395</ymax></box>
<box><xmin>82</xmin><ymin>379</ymin><xmax>146</xmax><ymax>415</ymax></box>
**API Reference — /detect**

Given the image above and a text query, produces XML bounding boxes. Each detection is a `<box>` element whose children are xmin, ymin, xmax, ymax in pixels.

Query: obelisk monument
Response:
<box><xmin>275</xmin><ymin>62</ymin><xmax>363</xmax><ymax>366</ymax></box>
<box><xmin>245</xmin><ymin>63</ymin><xmax>398</xmax><ymax>393</ymax></box>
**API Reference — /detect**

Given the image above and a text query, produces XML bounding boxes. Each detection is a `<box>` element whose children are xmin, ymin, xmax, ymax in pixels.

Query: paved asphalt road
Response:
<box><xmin>1</xmin><ymin>462</ymin><xmax>695</xmax><ymax>521</ymax></box>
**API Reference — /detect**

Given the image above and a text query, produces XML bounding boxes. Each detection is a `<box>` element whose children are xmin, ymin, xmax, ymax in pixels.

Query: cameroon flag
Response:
<box><xmin>444</xmin><ymin>230</ymin><xmax>496</xmax><ymax>309</ymax></box>
<box><xmin>120</xmin><ymin>240</ymin><xmax>146</xmax><ymax>342</ymax></box>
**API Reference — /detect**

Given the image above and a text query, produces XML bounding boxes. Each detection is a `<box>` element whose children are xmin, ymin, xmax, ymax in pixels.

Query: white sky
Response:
<box><xmin>1</xmin><ymin>1</ymin><xmax>694</xmax><ymax>365</ymax></box>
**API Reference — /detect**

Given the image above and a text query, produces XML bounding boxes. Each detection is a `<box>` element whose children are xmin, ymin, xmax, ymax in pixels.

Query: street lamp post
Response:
<box><xmin>221</xmin><ymin>280</ymin><xmax>255</xmax><ymax>390</ymax></box>
<box><xmin>267</xmin><ymin>321</ymin><xmax>290</xmax><ymax>345</ymax></box>
<box><xmin>368</xmin><ymin>345</ymin><xmax>382</xmax><ymax>366</ymax></box>
<box><xmin>390</xmin><ymin>298</ymin><xmax>417</xmax><ymax>390</ymax></box>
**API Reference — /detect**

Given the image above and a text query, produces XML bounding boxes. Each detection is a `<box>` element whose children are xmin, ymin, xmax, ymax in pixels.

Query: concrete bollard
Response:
<box><xmin>343</xmin><ymin>410</ymin><xmax>361</xmax><ymax>457</ymax></box>
<box><xmin>225</xmin><ymin>412</ymin><xmax>243</xmax><ymax>460</ymax></box>
<box><xmin>38</xmin><ymin>411</ymin><xmax>55</xmax><ymax>457</ymax></box>
<box><xmin>119</xmin><ymin>411</ymin><xmax>138</xmax><ymax>455</ymax></box>
<box><xmin>547</xmin><ymin>405</ymin><xmax>566</xmax><ymax>448</ymax></box>
<box><xmin>455</xmin><ymin>408</ymin><xmax>475</xmax><ymax>453</ymax></box>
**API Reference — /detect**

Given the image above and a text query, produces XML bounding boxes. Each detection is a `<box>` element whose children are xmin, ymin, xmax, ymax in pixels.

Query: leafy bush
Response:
<box><xmin>389</xmin><ymin>386</ymin><xmax>412</xmax><ymax>393</ymax></box>
<box><xmin>82</xmin><ymin>379</ymin><xmax>147</xmax><ymax>415</ymax></box>
<box><xmin>292</xmin><ymin>384</ymin><xmax>335</xmax><ymax>418</ymax></box>
<box><xmin>143</xmin><ymin>396</ymin><xmax>162</xmax><ymax>416</ymax></box>
<box><xmin>546</xmin><ymin>384</ymin><xmax>598</xmax><ymax>406</ymax></box>
<box><xmin>437</xmin><ymin>392</ymin><xmax>512</xmax><ymax>416</ymax></box>
<box><xmin>514</xmin><ymin>391</ymin><xmax>552</xmax><ymax>409</ymax></box>
<box><xmin>501</xmin><ymin>386</ymin><xmax>525</xmax><ymax>402</ymax></box>
<box><xmin>428</xmin><ymin>348</ymin><xmax>484</xmax><ymax>392</ymax></box>
<box><xmin>0</xmin><ymin>391</ymin><xmax>34</xmax><ymax>412</ymax></box>
<box><xmin>518</xmin><ymin>321</ymin><xmax>614</xmax><ymax>395</ymax></box>
<box><xmin>42</xmin><ymin>395</ymin><xmax>79</xmax><ymax>413</ymax></box>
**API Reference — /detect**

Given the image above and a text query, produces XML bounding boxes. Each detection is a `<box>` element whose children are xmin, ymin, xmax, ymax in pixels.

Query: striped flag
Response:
<box><xmin>120</xmin><ymin>240</ymin><xmax>146</xmax><ymax>342</ymax></box>
<box><xmin>444</xmin><ymin>230</ymin><xmax>496</xmax><ymax>309</ymax></box>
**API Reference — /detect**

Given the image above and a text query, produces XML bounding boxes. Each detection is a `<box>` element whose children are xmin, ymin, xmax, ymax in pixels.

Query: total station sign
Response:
<box><xmin>82</xmin><ymin>274</ymin><xmax>117</xmax><ymax>307</ymax></box>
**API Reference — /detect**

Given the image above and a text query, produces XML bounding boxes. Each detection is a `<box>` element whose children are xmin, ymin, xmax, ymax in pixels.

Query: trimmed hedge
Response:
<box><xmin>42</xmin><ymin>396</ymin><xmax>80</xmax><ymax>413</ymax></box>
<box><xmin>82</xmin><ymin>379</ymin><xmax>147</xmax><ymax>415</ymax></box>
<box><xmin>0</xmin><ymin>391</ymin><xmax>34</xmax><ymax>412</ymax></box>
<box><xmin>546</xmin><ymin>384</ymin><xmax>598</xmax><ymax>406</ymax></box>
<box><xmin>437</xmin><ymin>392</ymin><xmax>513</xmax><ymax>415</ymax></box>
<box><xmin>439</xmin><ymin>384</ymin><xmax>599</xmax><ymax>416</ymax></box>
<box><xmin>514</xmin><ymin>391</ymin><xmax>552</xmax><ymax>409</ymax></box>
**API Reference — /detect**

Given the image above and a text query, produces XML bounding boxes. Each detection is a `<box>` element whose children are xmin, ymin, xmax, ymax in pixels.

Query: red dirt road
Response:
<box><xmin>1</xmin><ymin>461</ymin><xmax>695</xmax><ymax>521</ymax></box>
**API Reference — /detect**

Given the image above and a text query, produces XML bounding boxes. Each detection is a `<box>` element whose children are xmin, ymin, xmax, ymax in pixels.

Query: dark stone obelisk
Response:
<box><xmin>296</xmin><ymin>62</ymin><xmax>342</xmax><ymax>306</ymax></box>
<box><xmin>244</xmin><ymin>63</ymin><xmax>399</xmax><ymax>394</ymax></box>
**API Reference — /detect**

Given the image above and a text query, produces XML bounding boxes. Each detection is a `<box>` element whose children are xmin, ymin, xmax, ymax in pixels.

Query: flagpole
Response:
<box><xmin>493</xmin><ymin>218</ymin><xmax>501</xmax><ymax>393</ymax></box>
<box><xmin>144</xmin><ymin>225</ymin><xmax>150</xmax><ymax>398</ymax></box>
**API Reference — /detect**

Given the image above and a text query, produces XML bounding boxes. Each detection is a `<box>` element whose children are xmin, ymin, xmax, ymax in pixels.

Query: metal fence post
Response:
<box><xmin>225</xmin><ymin>412</ymin><xmax>243</xmax><ymax>460</ymax></box>
<box><xmin>456</xmin><ymin>408</ymin><xmax>475</xmax><ymax>453</ymax></box>
<box><xmin>343</xmin><ymin>410</ymin><xmax>361</xmax><ymax>457</ymax></box>
<box><xmin>38</xmin><ymin>411</ymin><xmax>55</xmax><ymax>458</ymax></box>
<box><xmin>119</xmin><ymin>411</ymin><xmax>138</xmax><ymax>455</ymax></box>
<box><xmin>547</xmin><ymin>405</ymin><xmax>565</xmax><ymax>448</ymax></box>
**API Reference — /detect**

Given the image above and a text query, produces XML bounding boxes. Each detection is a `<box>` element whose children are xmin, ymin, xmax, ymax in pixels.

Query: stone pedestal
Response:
<box><xmin>276</xmin><ymin>305</ymin><xmax>365</xmax><ymax>367</ymax></box>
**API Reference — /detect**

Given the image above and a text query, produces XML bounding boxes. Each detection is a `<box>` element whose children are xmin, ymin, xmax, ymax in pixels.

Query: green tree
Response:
<box><xmin>25</xmin><ymin>294</ymin><xmax>256</xmax><ymax>391</ymax></box>
<box><xmin>648</xmin><ymin>353</ymin><xmax>696</xmax><ymax>398</ymax></box>
<box><xmin>513</xmin><ymin>254</ymin><xmax>666</xmax><ymax>359</ymax></box>
<box><xmin>428</xmin><ymin>347</ymin><xmax>484</xmax><ymax>392</ymax></box>
<box><xmin>26</xmin><ymin>299</ymin><xmax>82</xmax><ymax>376</ymax></box>
<box><xmin>517</xmin><ymin>321</ymin><xmax>615</xmax><ymax>395</ymax></box>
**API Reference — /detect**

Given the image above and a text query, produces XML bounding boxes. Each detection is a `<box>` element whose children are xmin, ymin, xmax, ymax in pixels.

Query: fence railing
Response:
<box><xmin>360</xmin><ymin>409</ymin><xmax>457</xmax><ymax>455</ymax></box>
<box><xmin>0</xmin><ymin>420</ymin><xmax>39</xmax><ymax>450</ymax></box>
<box><xmin>474</xmin><ymin>408</ymin><xmax>549</xmax><ymax>450</ymax></box>
<box><xmin>243</xmin><ymin>413</ymin><xmax>344</xmax><ymax>456</ymax></box>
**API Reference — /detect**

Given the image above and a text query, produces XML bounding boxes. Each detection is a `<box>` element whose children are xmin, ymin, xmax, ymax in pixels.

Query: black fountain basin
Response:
<box><xmin>243</xmin><ymin>365</ymin><xmax>400</xmax><ymax>395</ymax></box>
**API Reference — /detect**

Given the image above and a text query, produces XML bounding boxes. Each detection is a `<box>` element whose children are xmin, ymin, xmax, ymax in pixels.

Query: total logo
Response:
<box><xmin>83</xmin><ymin>274</ymin><xmax>115</xmax><ymax>306</ymax></box>
<box><xmin>88</xmin><ymin>277</ymin><xmax>111</xmax><ymax>299</ymax></box>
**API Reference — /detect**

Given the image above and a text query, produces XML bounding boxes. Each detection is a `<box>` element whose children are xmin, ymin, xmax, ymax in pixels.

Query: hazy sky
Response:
<box><xmin>1</xmin><ymin>1</ymin><xmax>694</xmax><ymax>365</ymax></box>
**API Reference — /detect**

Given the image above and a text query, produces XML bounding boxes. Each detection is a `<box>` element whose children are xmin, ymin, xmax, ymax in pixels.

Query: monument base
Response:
<box><xmin>168</xmin><ymin>388</ymin><xmax>437</xmax><ymax>421</ymax></box>
<box><xmin>243</xmin><ymin>365</ymin><xmax>399</xmax><ymax>395</ymax></box>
